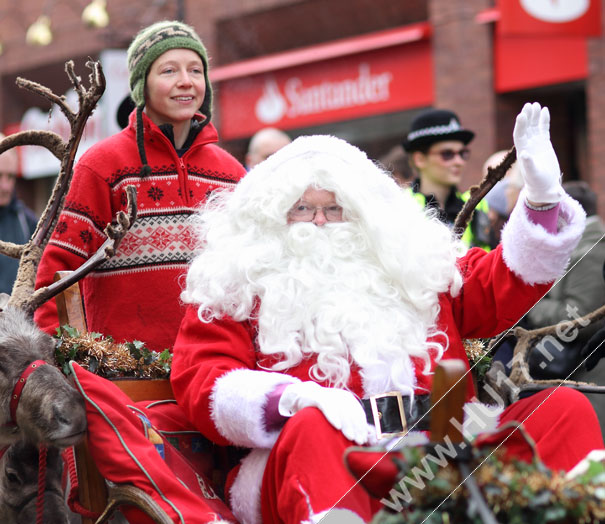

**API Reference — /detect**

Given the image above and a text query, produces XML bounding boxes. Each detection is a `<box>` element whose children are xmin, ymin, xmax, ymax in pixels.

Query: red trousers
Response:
<box><xmin>494</xmin><ymin>386</ymin><xmax>603</xmax><ymax>471</ymax></box>
<box><xmin>260</xmin><ymin>387</ymin><xmax>603</xmax><ymax>523</ymax></box>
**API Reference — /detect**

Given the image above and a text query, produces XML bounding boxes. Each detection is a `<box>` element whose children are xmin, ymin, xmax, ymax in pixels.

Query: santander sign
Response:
<box><xmin>255</xmin><ymin>64</ymin><xmax>393</xmax><ymax>124</ymax></box>
<box><xmin>216</xmin><ymin>41</ymin><xmax>433</xmax><ymax>140</ymax></box>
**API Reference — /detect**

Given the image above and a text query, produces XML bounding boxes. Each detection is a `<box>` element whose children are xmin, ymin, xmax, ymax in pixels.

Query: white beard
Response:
<box><xmin>184</xmin><ymin>136</ymin><xmax>463</xmax><ymax>397</ymax></box>
<box><xmin>252</xmin><ymin>222</ymin><xmax>443</xmax><ymax>397</ymax></box>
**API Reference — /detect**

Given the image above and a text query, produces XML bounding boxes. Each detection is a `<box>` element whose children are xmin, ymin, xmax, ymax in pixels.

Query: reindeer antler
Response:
<box><xmin>453</xmin><ymin>147</ymin><xmax>517</xmax><ymax>239</ymax></box>
<box><xmin>0</xmin><ymin>61</ymin><xmax>138</xmax><ymax>316</ymax></box>
<box><xmin>485</xmin><ymin>304</ymin><xmax>605</xmax><ymax>404</ymax></box>
<box><xmin>0</xmin><ymin>61</ymin><xmax>105</xmax><ymax>252</ymax></box>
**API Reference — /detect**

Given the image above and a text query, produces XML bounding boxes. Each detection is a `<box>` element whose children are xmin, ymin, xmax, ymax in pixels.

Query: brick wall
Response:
<box><xmin>0</xmin><ymin>0</ymin><xmax>179</xmax><ymax>74</ymax></box>
<box><xmin>587</xmin><ymin>0</ymin><xmax>605</xmax><ymax>220</ymax></box>
<box><xmin>429</xmin><ymin>0</ymin><xmax>496</xmax><ymax>191</ymax></box>
<box><xmin>212</xmin><ymin>0</ymin><xmax>427</xmax><ymax>63</ymax></box>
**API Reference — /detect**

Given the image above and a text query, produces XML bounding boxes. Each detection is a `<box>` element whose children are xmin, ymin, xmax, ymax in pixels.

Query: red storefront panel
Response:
<box><xmin>216</xmin><ymin>40</ymin><xmax>433</xmax><ymax>140</ymax></box>
<box><xmin>494</xmin><ymin>34</ymin><xmax>588</xmax><ymax>92</ymax></box>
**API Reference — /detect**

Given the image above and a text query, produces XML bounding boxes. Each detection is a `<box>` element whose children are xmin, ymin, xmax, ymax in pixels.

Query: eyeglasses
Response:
<box><xmin>429</xmin><ymin>148</ymin><xmax>471</xmax><ymax>162</ymax></box>
<box><xmin>288</xmin><ymin>203</ymin><xmax>344</xmax><ymax>222</ymax></box>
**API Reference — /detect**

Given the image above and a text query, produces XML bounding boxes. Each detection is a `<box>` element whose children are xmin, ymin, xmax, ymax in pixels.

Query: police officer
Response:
<box><xmin>402</xmin><ymin>108</ymin><xmax>490</xmax><ymax>249</ymax></box>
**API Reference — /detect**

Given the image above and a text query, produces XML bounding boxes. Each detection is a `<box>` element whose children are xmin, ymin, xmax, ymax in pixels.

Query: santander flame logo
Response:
<box><xmin>255</xmin><ymin>79</ymin><xmax>287</xmax><ymax>124</ymax></box>
<box><xmin>520</xmin><ymin>0</ymin><xmax>590</xmax><ymax>23</ymax></box>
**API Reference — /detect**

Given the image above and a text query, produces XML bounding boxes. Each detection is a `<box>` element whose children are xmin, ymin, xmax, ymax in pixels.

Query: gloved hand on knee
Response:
<box><xmin>513</xmin><ymin>102</ymin><xmax>564</xmax><ymax>205</ymax></box>
<box><xmin>278</xmin><ymin>381</ymin><xmax>371</xmax><ymax>445</ymax></box>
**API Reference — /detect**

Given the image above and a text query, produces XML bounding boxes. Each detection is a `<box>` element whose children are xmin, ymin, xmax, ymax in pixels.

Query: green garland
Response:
<box><xmin>372</xmin><ymin>445</ymin><xmax>605</xmax><ymax>524</ymax></box>
<box><xmin>464</xmin><ymin>338</ymin><xmax>493</xmax><ymax>387</ymax></box>
<box><xmin>54</xmin><ymin>325</ymin><xmax>171</xmax><ymax>378</ymax></box>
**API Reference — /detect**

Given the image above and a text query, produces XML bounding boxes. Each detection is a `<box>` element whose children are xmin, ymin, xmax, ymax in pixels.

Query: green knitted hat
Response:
<box><xmin>127</xmin><ymin>20</ymin><xmax>212</xmax><ymax>122</ymax></box>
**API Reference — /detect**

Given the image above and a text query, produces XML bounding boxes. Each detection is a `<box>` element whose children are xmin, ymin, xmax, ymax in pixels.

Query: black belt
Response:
<box><xmin>361</xmin><ymin>392</ymin><xmax>431</xmax><ymax>439</ymax></box>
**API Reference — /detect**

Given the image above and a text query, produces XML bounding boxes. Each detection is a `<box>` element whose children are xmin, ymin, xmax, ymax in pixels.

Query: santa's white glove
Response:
<box><xmin>513</xmin><ymin>102</ymin><xmax>564</xmax><ymax>204</ymax></box>
<box><xmin>278</xmin><ymin>381</ymin><xmax>371</xmax><ymax>445</ymax></box>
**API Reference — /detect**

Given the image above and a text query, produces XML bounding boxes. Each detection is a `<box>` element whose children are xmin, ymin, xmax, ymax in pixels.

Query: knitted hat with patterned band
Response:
<box><xmin>402</xmin><ymin>109</ymin><xmax>475</xmax><ymax>153</ymax></box>
<box><xmin>126</xmin><ymin>20</ymin><xmax>212</xmax><ymax>176</ymax></box>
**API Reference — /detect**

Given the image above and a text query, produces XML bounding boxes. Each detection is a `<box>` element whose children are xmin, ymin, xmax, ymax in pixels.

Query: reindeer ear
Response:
<box><xmin>0</xmin><ymin>293</ymin><xmax>9</xmax><ymax>311</ymax></box>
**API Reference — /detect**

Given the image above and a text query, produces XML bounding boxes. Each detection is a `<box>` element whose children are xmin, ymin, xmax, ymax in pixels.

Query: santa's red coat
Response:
<box><xmin>172</xmin><ymin>244</ymin><xmax>551</xmax><ymax>446</ymax></box>
<box><xmin>171</xmin><ymin>194</ymin><xmax>603</xmax><ymax>523</ymax></box>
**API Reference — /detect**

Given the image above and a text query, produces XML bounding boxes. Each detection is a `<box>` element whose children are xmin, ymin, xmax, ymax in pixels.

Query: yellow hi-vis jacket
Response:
<box><xmin>407</xmin><ymin>187</ymin><xmax>491</xmax><ymax>250</ymax></box>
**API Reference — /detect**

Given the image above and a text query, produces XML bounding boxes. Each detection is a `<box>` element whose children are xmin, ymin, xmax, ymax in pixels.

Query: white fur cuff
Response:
<box><xmin>210</xmin><ymin>368</ymin><xmax>300</xmax><ymax>448</ymax></box>
<box><xmin>229</xmin><ymin>448</ymin><xmax>271</xmax><ymax>524</ymax></box>
<box><xmin>501</xmin><ymin>189</ymin><xmax>586</xmax><ymax>285</ymax></box>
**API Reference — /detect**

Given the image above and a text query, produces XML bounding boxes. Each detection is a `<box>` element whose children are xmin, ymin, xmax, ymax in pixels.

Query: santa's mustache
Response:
<box><xmin>284</xmin><ymin>221</ymin><xmax>367</xmax><ymax>259</ymax></box>
<box><xmin>254</xmin><ymin>222</ymin><xmax>434</xmax><ymax>393</ymax></box>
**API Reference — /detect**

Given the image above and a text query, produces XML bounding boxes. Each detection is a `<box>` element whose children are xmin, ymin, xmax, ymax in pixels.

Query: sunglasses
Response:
<box><xmin>429</xmin><ymin>148</ymin><xmax>471</xmax><ymax>162</ymax></box>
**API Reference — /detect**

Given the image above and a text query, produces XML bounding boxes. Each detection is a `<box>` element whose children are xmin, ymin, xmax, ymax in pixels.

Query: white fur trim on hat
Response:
<box><xmin>229</xmin><ymin>448</ymin><xmax>271</xmax><ymax>524</ymax></box>
<box><xmin>210</xmin><ymin>368</ymin><xmax>300</xmax><ymax>448</ymax></box>
<box><xmin>500</xmin><ymin>189</ymin><xmax>586</xmax><ymax>285</ymax></box>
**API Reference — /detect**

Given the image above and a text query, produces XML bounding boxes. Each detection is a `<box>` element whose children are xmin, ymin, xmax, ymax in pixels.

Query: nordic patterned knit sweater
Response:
<box><xmin>34</xmin><ymin>110</ymin><xmax>246</xmax><ymax>351</ymax></box>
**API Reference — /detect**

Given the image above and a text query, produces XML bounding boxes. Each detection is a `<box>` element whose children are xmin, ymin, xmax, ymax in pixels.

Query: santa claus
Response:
<box><xmin>171</xmin><ymin>103</ymin><xmax>603</xmax><ymax>524</ymax></box>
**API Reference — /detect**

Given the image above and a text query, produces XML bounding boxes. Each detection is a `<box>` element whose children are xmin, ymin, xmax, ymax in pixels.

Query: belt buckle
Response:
<box><xmin>369</xmin><ymin>391</ymin><xmax>407</xmax><ymax>440</ymax></box>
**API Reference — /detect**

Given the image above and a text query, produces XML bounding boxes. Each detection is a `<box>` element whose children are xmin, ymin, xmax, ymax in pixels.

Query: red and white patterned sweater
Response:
<box><xmin>34</xmin><ymin>111</ymin><xmax>246</xmax><ymax>351</ymax></box>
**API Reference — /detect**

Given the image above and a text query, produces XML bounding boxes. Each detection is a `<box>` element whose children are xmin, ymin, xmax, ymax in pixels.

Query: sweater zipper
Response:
<box><xmin>178</xmin><ymin>140</ymin><xmax>206</xmax><ymax>207</ymax></box>
<box><xmin>178</xmin><ymin>157</ymin><xmax>189</xmax><ymax>206</ymax></box>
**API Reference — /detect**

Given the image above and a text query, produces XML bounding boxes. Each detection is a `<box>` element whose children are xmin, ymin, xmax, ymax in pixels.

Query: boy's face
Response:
<box><xmin>412</xmin><ymin>140</ymin><xmax>469</xmax><ymax>188</ymax></box>
<box><xmin>144</xmin><ymin>48</ymin><xmax>206</xmax><ymax>127</ymax></box>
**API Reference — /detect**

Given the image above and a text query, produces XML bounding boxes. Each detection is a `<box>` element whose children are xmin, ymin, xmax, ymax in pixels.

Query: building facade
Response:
<box><xmin>1</xmin><ymin>0</ymin><xmax>604</xmax><ymax>218</ymax></box>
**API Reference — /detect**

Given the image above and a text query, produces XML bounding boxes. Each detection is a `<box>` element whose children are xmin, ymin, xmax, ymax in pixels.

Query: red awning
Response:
<box><xmin>209</xmin><ymin>22</ymin><xmax>431</xmax><ymax>83</ymax></box>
